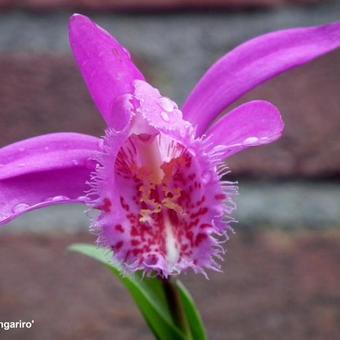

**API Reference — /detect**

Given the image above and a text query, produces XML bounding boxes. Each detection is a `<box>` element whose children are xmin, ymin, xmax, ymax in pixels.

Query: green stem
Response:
<box><xmin>161</xmin><ymin>278</ymin><xmax>192</xmax><ymax>339</ymax></box>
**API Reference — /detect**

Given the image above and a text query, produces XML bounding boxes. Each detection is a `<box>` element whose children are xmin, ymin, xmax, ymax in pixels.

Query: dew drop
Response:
<box><xmin>97</xmin><ymin>139</ymin><xmax>104</xmax><ymax>149</ymax></box>
<box><xmin>44</xmin><ymin>146</ymin><xmax>50</xmax><ymax>151</ymax></box>
<box><xmin>77</xmin><ymin>195</ymin><xmax>88</xmax><ymax>202</ymax></box>
<box><xmin>72</xmin><ymin>159</ymin><xmax>79</xmax><ymax>166</ymax></box>
<box><xmin>243</xmin><ymin>137</ymin><xmax>259</xmax><ymax>145</ymax></box>
<box><xmin>161</xmin><ymin>111</ymin><xmax>170</xmax><ymax>122</ymax></box>
<box><xmin>0</xmin><ymin>212</ymin><xmax>9</xmax><ymax>220</ymax></box>
<box><xmin>50</xmin><ymin>195</ymin><xmax>69</xmax><ymax>202</ymax></box>
<box><xmin>12</xmin><ymin>203</ymin><xmax>30</xmax><ymax>213</ymax></box>
<box><xmin>159</xmin><ymin>97</ymin><xmax>175</xmax><ymax>112</ymax></box>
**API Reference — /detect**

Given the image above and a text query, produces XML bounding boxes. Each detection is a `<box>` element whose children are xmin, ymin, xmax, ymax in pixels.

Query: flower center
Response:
<box><xmin>116</xmin><ymin>134</ymin><xmax>191</xmax><ymax>269</ymax></box>
<box><xmin>112</xmin><ymin>132</ymin><xmax>212</xmax><ymax>274</ymax></box>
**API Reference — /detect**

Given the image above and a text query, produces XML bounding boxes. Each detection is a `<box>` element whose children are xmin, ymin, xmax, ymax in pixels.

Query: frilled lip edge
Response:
<box><xmin>82</xmin><ymin>98</ymin><xmax>239</xmax><ymax>277</ymax></box>
<box><xmin>92</xmin><ymin>141</ymin><xmax>237</xmax><ymax>277</ymax></box>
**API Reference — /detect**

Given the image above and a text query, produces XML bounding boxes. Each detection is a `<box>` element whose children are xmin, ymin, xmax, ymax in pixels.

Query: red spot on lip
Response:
<box><xmin>120</xmin><ymin>196</ymin><xmax>130</xmax><ymax>211</ymax></box>
<box><xmin>137</xmin><ymin>133</ymin><xmax>152</xmax><ymax>142</ymax></box>
<box><xmin>200</xmin><ymin>207</ymin><xmax>208</xmax><ymax>215</ymax></box>
<box><xmin>133</xmin><ymin>249</ymin><xmax>141</xmax><ymax>256</ymax></box>
<box><xmin>145</xmin><ymin>254</ymin><xmax>158</xmax><ymax>265</ymax></box>
<box><xmin>115</xmin><ymin>224</ymin><xmax>124</xmax><ymax>233</ymax></box>
<box><xmin>168</xmin><ymin>209</ymin><xmax>179</xmax><ymax>226</ymax></box>
<box><xmin>190</xmin><ymin>207</ymin><xmax>208</xmax><ymax>219</ymax></box>
<box><xmin>181</xmin><ymin>244</ymin><xmax>188</xmax><ymax>252</ymax></box>
<box><xmin>215</xmin><ymin>194</ymin><xmax>226</xmax><ymax>200</ymax></box>
<box><xmin>200</xmin><ymin>223</ymin><xmax>212</xmax><ymax>229</ymax></box>
<box><xmin>131</xmin><ymin>225</ymin><xmax>139</xmax><ymax>236</ymax></box>
<box><xmin>188</xmin><ymin>219</ymin><xmax>199</xmax><ymax>229</ymax></box>
<box><xmin>186</xmin><ymin>231</ymin><xmax>194</xmax><ymax>242</ymax></box>
<box><xmin>131</xmin><ymin>239</ymin><xmax>141</xmax><ymax>246</ymax></box>
<box><xmin>112</xmin><ymin>241</ymin><xmax>123</xmax><ymax>251</ymax></box>
<box><xmin>98</xmin><ymin>198</ymin><xmax>111</xmax><ymax>212</ymax></box>
<box><xmin>188</xmin><ymin>173</ymin><xmax>196</xmax><ymax>180</ymax></box>
<box><xmin>195</xmin><ymin>233</ymin><xmax>207</xmax><ymax>246</ymax></box>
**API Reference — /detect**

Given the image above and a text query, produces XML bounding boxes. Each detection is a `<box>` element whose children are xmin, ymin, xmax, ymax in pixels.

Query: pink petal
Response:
<box><xmin>69</xmin><ymin>14</ymin><xmax>145</xmax><ymax>127</ymax></box>
<box><xmin>183</xmin><ymin>21</ymin><xmax>340</xmax><ymax>136</ymax></box>
<box><xmin>0</xmin><ymin>133</ymin><xmax>101</xmax><ymax>226</ymax></box>
<box><xmin>206</xmin><ymin>100</ymin><xmax>284</xmax><ymax>159</ymax></box>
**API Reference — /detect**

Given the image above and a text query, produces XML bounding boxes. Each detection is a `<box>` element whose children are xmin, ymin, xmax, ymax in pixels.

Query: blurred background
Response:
<box><xmin>0</xmin><ymin>0</ymin><xmax>340</xmax><ymax>339</ymax></box>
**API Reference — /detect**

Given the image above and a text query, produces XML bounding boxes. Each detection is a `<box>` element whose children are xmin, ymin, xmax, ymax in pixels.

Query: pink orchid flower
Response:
<box><xmin>1</xmin><ymin>15</ymin><xmax>339</xmax><ymax>277</ymax></box>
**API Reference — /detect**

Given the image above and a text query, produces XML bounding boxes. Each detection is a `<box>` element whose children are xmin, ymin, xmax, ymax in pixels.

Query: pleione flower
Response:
<box><xmin>1</xmin><ymin>15</ymin><xmax>339</xmax><ymax>277</ymax></box>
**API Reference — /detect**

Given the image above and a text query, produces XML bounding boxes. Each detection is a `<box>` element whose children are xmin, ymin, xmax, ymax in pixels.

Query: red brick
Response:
<box><xmin>1</xmin><ymin>231</ymin><xmax>340</xmax><ymax>339</ymax></box>
<box><xmin>0</xmin><ymin>0</ymin><xmax>323</xmax><ymax>11</ymax></box>
<box><xmin>0</xmin><ymin>51</ymin><xmax>340</xmax><ymax>178</ymax></box>
<box><xmin>0</xmin><ymin>54</ymin><xmax>105</xmax><ymax>145</ymax></box>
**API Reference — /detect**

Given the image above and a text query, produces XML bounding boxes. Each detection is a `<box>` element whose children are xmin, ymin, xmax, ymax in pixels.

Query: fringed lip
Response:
<box><xmin>85</xmin><ymin>96</ymin><xmax>238</xmax><ymax>277</ymax></box>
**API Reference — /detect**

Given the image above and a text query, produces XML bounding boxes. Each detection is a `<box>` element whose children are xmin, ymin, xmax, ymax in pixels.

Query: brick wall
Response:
<box><xmin>0</xmin><ymin>2</ymin><xmax>339</xmax><ymax>179</ymax></box>
<box><xmin>0</xmin><ymin>0</ymin><xmax>324</xmax><ymax>11</ymax></box>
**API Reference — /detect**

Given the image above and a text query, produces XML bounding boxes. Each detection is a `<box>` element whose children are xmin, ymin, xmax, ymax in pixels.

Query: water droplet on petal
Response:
<box><xmin>159</xmin><ymin>97</ymin><xmax>176</xmax><ymax>112</ymax></box>
<box><xmin>97</xmin><ymin>139</ymin><xmax>104</xmax><ymax>149</ymax></box>
<box><xmin>243</xmin><ymin>137</ymin><xmax>259</xmax><ymax>145</ymax></box>
<box><xmin>44</xmin><ymin>146</ymin><xmax>50</xmax><ymax>151</ymax></box>
<box><xmin>12</xmin><ymin>203</ymin><xmax>30</xmax><ymax>213</ymax></box>
<box><xmin>50</xmin><ymin>195</ymin><xmax>69</xmax><ymax>202</ymax></box>
<box><xmin>0</xmin><ymin>212</ymin><xmax>9</xmax><ymax>220</ymax></box>
<box><xmin>161</xmin><ymin>111</ymin><xmax>170</xmax><ymax>122</ymax></box>
<box><xmin>18</xmin><ymin>163</ymin><xmax>25</xmax><ymax>168</ymax></box>
<box><xmin>72</xmin><ymin>159</ymin><xmax>79</xmax><ymax>166</ymax></box>
<box><xmin>77</xmin><ymin>195</ymin><xmax>88</xmax><ymax>202</ymax></box>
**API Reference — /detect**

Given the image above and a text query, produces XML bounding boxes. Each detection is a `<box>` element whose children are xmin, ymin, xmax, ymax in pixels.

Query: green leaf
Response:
<box><xmin>176</xmin><ymin>280</ymin><xmax>208</xmax><ymax>340</ymax></box>
<box><xmin>69</xmin><ymin>244</ymin><xmax>186</xmax><ymax>340</ymax></box>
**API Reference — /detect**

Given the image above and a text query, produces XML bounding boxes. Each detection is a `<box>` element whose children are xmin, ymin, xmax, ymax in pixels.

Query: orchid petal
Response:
<box><xmin>206</xmin><ymin>100</ymin><xmax>284</xmax><ymax>159</ymax></box>
<box><xmin>69</xmin><ymin>14</ymin><xmax>145</xmax><ymax>127</ymax></box>
<box><xmin>183</xmin><ymin>21</ymin><xmax>340</xmax><ymax>135</ymax></box>
<box><xmin>0</xmin><ymin>133</ymin><xmax>101</xmax><ymax>226</ymax></box>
